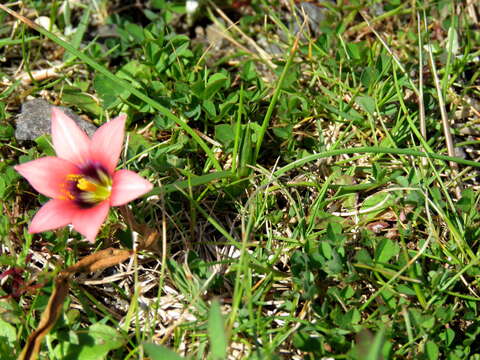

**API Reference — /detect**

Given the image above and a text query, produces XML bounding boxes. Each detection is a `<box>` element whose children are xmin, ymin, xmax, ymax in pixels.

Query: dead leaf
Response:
<box><xmin>18</xmin><ymin>248</ymin><xmax>133</xmax><ymax>359</ymax></box>
<box><xmin>18</xmin><ymin>274</ymin><xmax>70</xmax><ymax>360</ymax></box>
<box><xmin>63</xmin><ymin>248</ymin><xmax>133</xmax><ymax>274</ymax></box>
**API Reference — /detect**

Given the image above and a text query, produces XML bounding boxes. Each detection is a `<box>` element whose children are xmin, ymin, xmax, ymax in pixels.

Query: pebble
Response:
<box><xmin>15</xmin><ymin>99</ymin><xmax>97</xmax><ymax>141</ymax></box>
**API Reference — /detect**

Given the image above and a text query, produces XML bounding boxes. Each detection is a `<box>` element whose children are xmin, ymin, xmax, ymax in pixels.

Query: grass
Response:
<box><xmin>1</xmin><ymin>0</ymin><xmax>480</xmax><ymax>359</ymax></box>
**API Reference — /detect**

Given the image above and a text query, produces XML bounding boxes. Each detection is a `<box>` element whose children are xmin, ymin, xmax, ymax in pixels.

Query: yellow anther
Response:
<box><xmin>77</xmin><ymin>178</ymin><xmax>98</xmax><ymax>192</ymax></box>
<box><xmin>66</xmin><ymin>174</ymin><xmax>81</xmax><ymax>181</ymax></box>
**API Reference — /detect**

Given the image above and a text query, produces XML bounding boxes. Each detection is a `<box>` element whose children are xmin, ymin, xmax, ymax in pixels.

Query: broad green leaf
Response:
<box><xmin>0</xmin><ymin>319</ymin><xmax>16</xmax><ymax>345</ymax></box>
<box><xmin>361</xmin><ymin>66</ymin><xmax>380</xmax><ymax>87</ymax></box>
<box><xmin>215</xmin><ymin>124</ymin><xmax>235</xmax><ymax>147</ymax></box>
<box><xmin>204</xmin><ymin>73</ymin><xmax>228</xmax><ymax>100</ymax></box>
<box><xmin>62</xmin><ymin>86</ymin><xmax>103</xmax><ymax>116</ymax></box>
<box><xmin>203</xmin><ymin>99</ymin><xmax>216</xmax><ymax>117</ymax></box>
<box><xmin>208</xmin><ymin>300</ymin><xmax>228</xmax><ymax>360</ymax></box>
<box><xmin>365</xmin><ymin>328</ymin><xmax>385</xmax><ymax>360</ymax></box>
<box><xmin>94</xmin><ymin>74</ymin><xmax>130</xmax><ymax>109</ymax></box>
<box><xmin>59</xmin><ymin>323</ymin><xmax>125</xmax><ymax>360</ymax></box>
<box><xmin>293</xmin><ymin>330</ymin><xmax>322</xmax><ymax>351</ymax></box>
<box><xmin>320</xmin><ymin>242</ymin><xmax>333</xmax><ymax>260</ymax></box>
<box><xmin>375</xmin><ymin>238</ymin><xmax>399</xmax><ymax>264</ymax></box>
<box><xmin>425</xmin><ymin>341</ymin><xmax>439</xmax><ymax>360</ymax></box>
<box><xmin>0</xmin><ymin>176</ymin><xmax>6</xmax><ymax>199</ymax></box>
<box><xmin>272</xmin><ymin>125</ymin><xmax>292</xmax><ymax>140</ymax></box>
<box><xmin>356</xmin><ymin>95</ymin><xmax>376</xmax><ymax>115</ymax></box>
<box><xmin>144</xmin><ymin>343</ymin><xmax>185</xmax><ymax>360</ymax></box>
<box><xmin>125</xmin><ymin>22</ymin><xmax>145</xmax><ymax>43</ymax></box>
<box><xmin>34</xmin><ymin>134</ymin><xmax>55</xmax><ymax>156</ymax></box>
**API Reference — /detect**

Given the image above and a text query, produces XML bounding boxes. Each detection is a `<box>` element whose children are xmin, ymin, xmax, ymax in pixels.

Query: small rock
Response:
<box><xmin>205</xmin><ymin>24</ymin><xmax>228</xmax><ymax>51</ymax></box>
<box><xmin>15</xmin><ymin>99</ymin><xmax>97</xmax><ymax>141</ymax></box>
<box><xmin>293</xmin><ymin>1</ymin><xmax>332</xmax><ymax>38</ymax></box>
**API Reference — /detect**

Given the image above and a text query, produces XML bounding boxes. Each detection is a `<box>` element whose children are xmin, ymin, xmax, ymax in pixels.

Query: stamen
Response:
<box><xmin>59</xmin><ymin>161</ymin><xmax>112</xmax><ymax>208</ymax></box>
<box><xmin>77</xmin><ymin>178</ymin><xmax>98</xmax><ymax>192</ymax></box>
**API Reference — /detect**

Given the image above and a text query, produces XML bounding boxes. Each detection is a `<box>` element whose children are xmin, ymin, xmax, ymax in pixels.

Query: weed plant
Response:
<box><xmin>1</xmin><ymin>0</ymin><xmax>480</xmax><ymax>359</ymax></box>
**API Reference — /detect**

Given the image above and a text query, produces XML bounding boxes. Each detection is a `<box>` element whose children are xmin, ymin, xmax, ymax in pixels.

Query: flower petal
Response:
<box><xmin>51</xmin><ymin>107</ymin><xmax>91</xmax><ymax>164</ymax></box>
<box><xmin>29</xmin><ymin>199</ymin><xmax>77</xmax><ymax>234</ymax></box>
<box><xmin>72</xmin><ymin>200</ymin><xmax>110</xmax><ymax>242</ymax></box>
<box><xmin>110</xmin><ymin>170</ymin><xmax>153</xmax><ymax>206</ymax></box>
<box><xmin>15</xmin><ymin>157</ymin><xmax>79</xmax><ymax>198</ymax></box>
<box><xmin>90</xmin><ymin>114</ymin><xmax>126</xmax><ymax>174</ymax></box>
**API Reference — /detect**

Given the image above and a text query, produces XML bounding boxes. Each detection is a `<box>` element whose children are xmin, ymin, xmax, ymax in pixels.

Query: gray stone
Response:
<box><xmin>294</xmin><ymin>1</ymin><xmax>332</xmax><ymax>38</ymax></box>
<box><xmin>15</xmin><ymin>99</ymin><xmax>97</xmax><ymax>141</ymax></box>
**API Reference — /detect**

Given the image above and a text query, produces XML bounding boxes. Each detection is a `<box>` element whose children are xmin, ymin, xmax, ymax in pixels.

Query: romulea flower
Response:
<box><xmin>15</xmin><ymin>108</ymin><xmax>153</xmax><ymax>242</ymax></box>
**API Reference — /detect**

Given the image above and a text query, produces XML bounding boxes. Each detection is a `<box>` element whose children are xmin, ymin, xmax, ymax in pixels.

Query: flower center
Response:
<box><xmin>61</xmin><ymin>161</ymin><xmax>112</xmax><ymax>208</ymax></box>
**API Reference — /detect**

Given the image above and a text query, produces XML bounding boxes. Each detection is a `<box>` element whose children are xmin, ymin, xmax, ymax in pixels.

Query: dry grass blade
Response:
<box><xmin>208</xmin><ymin>1</ymin><xmax>276</xmax><ymax>69</ymax></box>
<box><xmin>417</xmin><ymin>12</ymin><xmax>427</xmax><ymax>167</ymax></box>
<box><xmin>423</xmin><ymin>14</ymin><xmax>461</xmax><ymax>197</ymax></box>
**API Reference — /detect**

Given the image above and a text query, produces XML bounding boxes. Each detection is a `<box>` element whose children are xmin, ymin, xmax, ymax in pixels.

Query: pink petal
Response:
<box><xmin>51</xmin><ymin>107</ymin><xmax>91</xmax><ymax>164</ymax></box>
<box><xmin>110</xmin><ymin>170</ymin><xmax>153</xmax><ymax>206</ymax></box>
<box><xmin>15</xmin><ymin>157</ymin><xmax>79</xmax><ymax>198</ymax></box>
<box><xmin>29</xmin><ymin>199</ymin><xmax>77</xmax><ymax>234</ymax></box>
<box><xmin>72</xmin><ymin>200</ymin><xmax>110</xmax><ymax>242</ymax></box>
<box><xmin>90</xmin><ymin>114</ymin><xmax>126</xmax><ymax>174</ymax></box>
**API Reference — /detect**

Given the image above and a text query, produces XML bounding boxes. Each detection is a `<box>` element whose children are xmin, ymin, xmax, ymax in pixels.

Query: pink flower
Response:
<box><xmin>15</xmin><ymin>108</ymin><xmax>153</xmax><ymax>242</ymax></box>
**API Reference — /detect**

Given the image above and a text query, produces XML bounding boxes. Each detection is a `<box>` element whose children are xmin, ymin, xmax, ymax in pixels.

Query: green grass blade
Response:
<box><xmin>147</xmin><ymin>170</ymin><xmax>231</xmax><ymax>196</ymax></box>
<box><xmin>273</xmin><ymin>147</ymin><xmax>480</xmax><ymax>178</ymax></box>
<box><xmin>208</xmin><ymin>300</ymin><xmax>228</xmax><ymax>360</ymax></box>
<box><xmin>254</xmin><ymin>37</ymin><xmax>298</xmax><ymax>161</ymax></box>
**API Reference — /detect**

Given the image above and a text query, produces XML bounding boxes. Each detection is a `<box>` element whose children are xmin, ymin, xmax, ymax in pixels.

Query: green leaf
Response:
<box><xmin>361</xmin><ymin>66</ymin><xmax>380</xmax><ymax>88</ymax></box>
<box><xmin>356</xmin><ymin>95</ymin><xmax>376</xmax><ymax>115</ymax></box>
<box><xmin>34</xmin><ymin>134</ymin><xmax>55</xmax><ymax>156</ymax></box>
<box><xmin>208</xmin><ymin>300</ymin><xmax>228</xmax><ymax>360</ymax></box>
<box><xmin>425</xmin><ymin>341</ymin><xmax>439</xmax><ymax>360</ymax></box>
<box><xmin>456</xmin><ymin>189</ymin><xmax>474</xmax><ymax>212</ymax></box>
<box><xmin>149</xmin><ymin>171</ymin><xmax>232</xmax><ymax>195</ymax></box>
<box><xmin>241</xmin><ymin>60</ymin><xmax>257</xmax><ymax>81</ymax></box>
<box><xmin>125</xmin><ymin>22</ymin><xmax>145</xmax><ymax>43</ymax></box>
<box><xmin>293</xmin><ymin>329</ymin><xmax>322</xmax><ymax>351</ymax></box>
<box><xmin>94</xmin><ymin>74</ymin><xmax>130</xmax><ymax>109</ymax></box>
<box><xmin>62</xmin><ymin>86</ymin><xmax>103</xmax><ymax>116</ymax></box>
<box><xmin>272</xmin><ymin>125</ymin><xmax>292</xmax><ymax>140</ymax></box>
<box><xmin>60</xmin><ymin>323</ymin><xmax>125</xmax><ymax>360</ymax></box>
<box><xmin>204</xmin><ymin>73</ymin><xmax>228</xmax><ymax>100</ymax></box>
<box><xmin>215</xmin><ymin>124</ymin><xmax>235</xmax><ymax>147</ymax></box>
<box><xmin>375</xmin><ymin>238</ymin><xmax>399</xmax><ymax>264</ymax></box>
<box><xmin>325</xmin><ymin>223</ymin><xmax>345</xmax><ymax>244</ymax></box>
<box><xmin>203</xmin><ymin>99</ymin><xmax>217</xmax><ymax>117</ymax></box>
<box><xmin>320</xmin><ymin>241</ymin><xmax>333</xmax><ymax>259</ymax></box>
<box><xmin>144</xmin><ymin>343</ymin><xmax>185</xmax><ymax>360</ymax></box>
<box><xmin>446</xmin><ymin>26</ymin><xmax>459</xmax><ymax>55</ymax></box>
<box><xmin>396</xmin><ymin>284</ymin><xmax>416</xmax><ymax>296</ymax></box>
<box><xmin>0</xmin><ymin>319</ymin><xmax>16</xmax><ymax>345</ymax></box>
<box><xmin>365</xmin><ymin>328</ymin><xmax>385</xmax><ymax>360</ymax></box>
<box><xmin>0</xmin><ymin>123</ymin><xmax>14</xmax><ymax>139</ymax></box>
<box><xmin>355</xmin><ymin>249</ymin><xmax>373</xmax><ymax>266</ymax></box>
<box><xmin>440</xmin><ymin>328</ymin><xmax>455</xmax><ymax>346</ymax></box>
<box><xmin>0</xmin><ymin>177</ymin><xmax>5</xmax><ymax>199</ymax></box>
